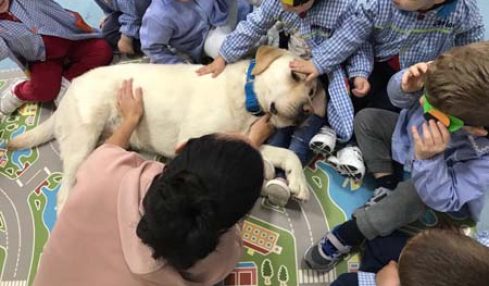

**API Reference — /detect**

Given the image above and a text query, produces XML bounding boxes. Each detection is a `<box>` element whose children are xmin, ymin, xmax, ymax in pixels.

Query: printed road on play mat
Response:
<box><xmin>0</xmin><ymin>74</ymin><xmax>474</xmax><ymax>286</ymax></box>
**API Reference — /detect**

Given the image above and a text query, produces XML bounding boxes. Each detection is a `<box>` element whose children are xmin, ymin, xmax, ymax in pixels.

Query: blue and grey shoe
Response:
<box><xmin>303</xmin><ymin>231</ymin><xmax>351</xmax><ymax>272</ymax></box>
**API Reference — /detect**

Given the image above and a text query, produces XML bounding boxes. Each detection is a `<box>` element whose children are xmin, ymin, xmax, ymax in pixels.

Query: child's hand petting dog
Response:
<box><xmin>351</xmin><ymin>77</ymin><xmax>371</xmax><ymax>97</ymax></box>
<box><xmin>118</xmin><ymin>34</ymin><xmax>135</xmax><ymax>55</ymax></box>
<box><xmin>401</xmin><ymin>62</ymin><xmax>430</xmax><ymax>93</ymax></box>
<box><xmin>289</xmin><ymin>59</ymin><xmax>320</xmax><ymax>83</ymax></box>
<box><xmin>117</xmin><ymin>79</ymin><xmax>144</xmax><ymax>125</ymax></box>
<box><xmin>249</xmin><ymin>114</ymin><xmax>275</xmax><ymax>148</ymax></box>
<box><xmin>412</xmin><ymin>120</ymin><xmax>450</xmax><ymax>160</ymax></box>
<box><xmin>196</xmin><ymin>56</ymin><xmax>227</xmax><ymax>77</ymax></box>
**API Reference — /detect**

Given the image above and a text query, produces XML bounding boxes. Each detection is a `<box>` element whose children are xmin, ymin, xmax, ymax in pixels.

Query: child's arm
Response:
<box><xmin>196</xmin><ymin>0</ymin><xmax>279</xmax><ymax>77</ymax></box>
<box><xmin>411</xmin><ymin>122</ymin><xmax>489</xmax><ymax>213</ymax></box>
<box><xmin>386</xmin><ymin>66</ymin><xmax>427</xmax><ymax>109</ymax></box>
<box><xmin>291</xmin><ymin>0</ymin><xmax>377</xmax><ymax>77</ymax></box>
<box><xmin>116</xmin><ymin>0</ymin><xmax>148</xmax><ymax>40</ymax></box>
<box><xmin>0</xmin><ymin>38</ymin><xmax>10</xmax><ymax>62</ymax></box>
<box><xmin>346</xmin><ymin>42</ymin><xmax>374</xmax><ymax>97</ymax></box>
<box><xmin>454</xmin><ymin>0</ymin><xmax>485</xmax><ymax>47</ymax></box>
<box><xmin>140</xmin><ymin>13</ymin><xmax>187</xmax><ymax>64</ymax></box>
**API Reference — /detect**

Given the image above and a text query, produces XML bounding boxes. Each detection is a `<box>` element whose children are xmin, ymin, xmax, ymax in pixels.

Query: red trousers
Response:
<box><xmin>15</xmin><ymin>35</ymin><xmax>112</xmax><ymax>102</ymax></box>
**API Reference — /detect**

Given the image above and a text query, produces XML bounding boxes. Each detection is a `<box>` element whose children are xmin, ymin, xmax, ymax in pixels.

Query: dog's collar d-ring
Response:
<box><xmin>245</xmin><ymin>59</ymin><xmax>265</xmax><ymax>116</ymax></box>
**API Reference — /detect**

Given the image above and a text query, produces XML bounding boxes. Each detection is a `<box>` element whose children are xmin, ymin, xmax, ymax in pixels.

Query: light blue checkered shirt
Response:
<box><xmin>94</xmin><ymin>0</ymin><xmax>151</xmax><ymax>39</ymax></box>
<box><xmin>0</xmin><ymin>0</ymin><xmax>101</xmax><ymax>67</ymax></box>
<box><xmin>220</xmin><ymin>0</ymin><xmax>368</xmax><ymax>141</ymax></box>
<box><xmin>311</xmin><ymin>0</ymin><xmax>484</xmax><ymax>75</ymax></box>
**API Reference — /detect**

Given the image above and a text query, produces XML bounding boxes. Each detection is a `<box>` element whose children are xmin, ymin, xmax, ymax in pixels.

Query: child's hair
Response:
<box><xmin>425</xmin><ymin>41</ymin><xmax>489</xmax><ymax>127</ymax></box>
<box><xmin>136</xmin><ymin>134</ymin><xmax>264</xmax><ymax>270</ymax></box>
<box><xmin>399</xmin><ymin>228</ymin><xmax>489</xmax><ymax>286</ymax></box>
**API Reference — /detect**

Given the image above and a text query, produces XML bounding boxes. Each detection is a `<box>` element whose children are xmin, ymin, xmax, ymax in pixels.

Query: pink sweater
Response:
<box><xmin>34</xmin><ymin>144</ymin><xmax>243</xmax><ymax>286</ymax></box>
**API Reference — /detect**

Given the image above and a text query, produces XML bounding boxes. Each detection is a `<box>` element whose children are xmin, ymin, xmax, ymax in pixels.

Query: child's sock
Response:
<box><xmin>376</xmin><ymin>174</ymin><xmax>399</xmax><ymax>190</ymax></box>
<box><xmin>321</xmin><ymin>219</ymin><xmax>364</xmax><ymax>257</ymax></box>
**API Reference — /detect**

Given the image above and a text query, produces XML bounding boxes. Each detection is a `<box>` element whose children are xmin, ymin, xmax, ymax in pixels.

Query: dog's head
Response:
<box><xmin>253</xmin><ymin>46</ymin><xmax>326</xmax><ymax>127</ymax></box>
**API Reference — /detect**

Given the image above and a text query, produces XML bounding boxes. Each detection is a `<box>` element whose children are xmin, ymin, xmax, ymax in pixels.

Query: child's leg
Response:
<box><xmin>15</xmin><ymin>60</ymin><xmax>64</xmax><ymax>102</ymax></box>
<box><xmin>305</xmin><ymin>180</ymin><xmax>425</xmax><ymax>271</ymax></box>
<box><xmin>359</xmin><ymin>231</ymin><xmax>408</xmax><ymax>273</ymax></box>
<box><xmin>288</xmin><ymin>114</ymin><xmax>325</xmax><ymax>166</ymax></box>
<box><xmin>63</xmin><ymin>39</ymin><xmax>112</xmax><ymax>81</ymax></box>
<box><xmin>354</xmin><ymin>108</ymin><xmax>400</xmax><ymax>189</ymax></box>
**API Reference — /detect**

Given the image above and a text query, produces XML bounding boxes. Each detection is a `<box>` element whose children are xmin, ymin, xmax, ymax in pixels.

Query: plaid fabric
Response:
<box><xmin>311</xmin><ymin>0</ymin><xmax>485</xmax><ymax>75</ymax></box>
<box><xmin>221</xmin><ymin>0</ymin><xmax>364</xmax><ymax>141</ymax></box>
<box><xmin>0</xmin><ymin>0</ymin><xmax>100</xmax><ymax>65</ymax></box>
<box><xmin>476</xmin><ymin>231</ymin><xmax>489</xmax><ymax>248</ymax></box>
<box><xmin>94</xmin><ymin>0</ymin><xmax>151</xmax><ymax>39</ymax></box>
<box><xmin>358</xmin><ymin>271</ymin><xmax>377</xmax><ymax>286</ymax></box>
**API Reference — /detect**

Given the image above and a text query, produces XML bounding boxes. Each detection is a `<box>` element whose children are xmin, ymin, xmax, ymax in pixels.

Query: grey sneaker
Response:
<box><xmin>304</xmin><ymin>231</ymin><xmax>351</xmax><ymax>272</ymax></box>
<box><xmin>0</xmin><ymin>80</ymin><xmax>26</xmax><ymax>117</ymax></box>
<box><xmin>263</xmin><ymin>177</ymin><xmax>291</xmax><ymax>207</ymax></box>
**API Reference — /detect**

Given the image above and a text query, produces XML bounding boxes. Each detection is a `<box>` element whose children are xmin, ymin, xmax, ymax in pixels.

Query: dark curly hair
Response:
<box><xmin>136</xmin><ymin>134</ymin><xmax>264</xmax><ymax>270</ymax></box>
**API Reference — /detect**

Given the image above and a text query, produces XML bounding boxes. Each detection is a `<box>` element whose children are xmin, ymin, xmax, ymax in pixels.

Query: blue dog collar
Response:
<box><xmin>244</xmin><ymin>59</ymin><xmax>265</xmax><ymax>116</ymax></box>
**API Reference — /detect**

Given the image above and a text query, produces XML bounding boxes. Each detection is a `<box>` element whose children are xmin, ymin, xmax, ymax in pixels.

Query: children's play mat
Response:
<box><xmin>0</xmin><ymin>69</ymin><xmax>474</xmax><ymax>286</ymax></box>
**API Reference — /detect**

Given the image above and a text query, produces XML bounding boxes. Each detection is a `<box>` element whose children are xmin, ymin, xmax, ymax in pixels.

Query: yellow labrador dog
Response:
<box><xmin>9</xmin><ymin>46</ymin><xmax>326</xmax><ymax>212</ymax></box>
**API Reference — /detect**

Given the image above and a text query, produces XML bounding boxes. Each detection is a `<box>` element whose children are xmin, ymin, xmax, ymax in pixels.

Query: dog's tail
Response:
<box><xmin>8</xmin><ymin>114</ymin><xmax>55</xmax><ymax>150</ymax></box>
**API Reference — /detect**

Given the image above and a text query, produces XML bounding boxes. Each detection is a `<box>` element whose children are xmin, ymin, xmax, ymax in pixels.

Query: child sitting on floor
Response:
<box><xmin>0</xmin><ymin>0</ymin><xmax>112</xmax><ymax>117</ymax></box>
<box><xmin>332</xmin><ymin>228</ymin><xmax>489</xmax><ymax>286</ymax></box>
<box><xmin>94</xmin><ymin>0</ymin><xmax>151</xmax><ymax>55</ymax></box>
<box><xmin>197</xmin><ymin>0</ymin><xmax>372</xmax><ymax>206</ymax></box>
<box><xmin>304</xmin><ymin>42</ymin><xmax>489</xmax><ymax>272</ymax></box>
<box><xmin>140</xmin><ymin>0</ymin><xmax>252</xmax><ymax>64</ymax></box>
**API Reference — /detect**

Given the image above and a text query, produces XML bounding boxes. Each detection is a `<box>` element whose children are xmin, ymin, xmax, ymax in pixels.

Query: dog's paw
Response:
<box><xmin>287</xmin><ymin>169</ymin><xmax>310</xmax><ymax>201</ymax></box>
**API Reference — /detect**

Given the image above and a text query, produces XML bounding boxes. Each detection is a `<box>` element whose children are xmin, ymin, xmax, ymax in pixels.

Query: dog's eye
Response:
<box><xmin>291</xmin><ymin>71</ymin><xmax>301</xmax><ymax>82</ymax></box>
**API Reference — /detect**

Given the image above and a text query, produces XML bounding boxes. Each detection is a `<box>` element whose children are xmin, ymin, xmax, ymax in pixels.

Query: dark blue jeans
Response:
<box><xmin>331</xmin><ymin>231</ymin><xmax>409</xmax><ymax>286</ymax></box>
<box><xmin>267</xmin><ymin>114</ymin><xmax>324</xmax><ymax>177</ymax></box>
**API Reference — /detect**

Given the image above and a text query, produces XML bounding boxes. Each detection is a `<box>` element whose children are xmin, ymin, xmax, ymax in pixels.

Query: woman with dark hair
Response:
<box><xmin>33</xmin><ymin>80</ymin><xmax>273</xmax><ymax>286</ymax></box>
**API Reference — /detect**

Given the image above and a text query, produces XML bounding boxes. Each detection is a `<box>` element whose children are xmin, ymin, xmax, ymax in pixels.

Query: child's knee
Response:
<box><xmin>90</xmin><ymin>39</ymin><xmax>113</xmax><ymax>65</ymax></box>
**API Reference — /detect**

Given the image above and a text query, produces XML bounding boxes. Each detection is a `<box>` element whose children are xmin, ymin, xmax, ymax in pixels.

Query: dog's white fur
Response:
<box><xmin>9</xmin><ymin>46</ymin><xmax>326</xmax><ymax>212</ymax></box>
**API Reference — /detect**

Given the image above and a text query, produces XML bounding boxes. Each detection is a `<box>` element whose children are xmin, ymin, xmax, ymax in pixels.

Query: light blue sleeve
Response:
<box><xmin>117</xmin><ymin>0</ymin><xmax>144</xmax><ymax>38</ymax></box>
<box><xmin>219</xmin><ymin>0</ymin><xmax>279</xmax><ymax>63</ymax></box>
<box><xmin>412</xmin><ymin>154</ymin><xmax>489</xmax><ymax>213</ymax></box>
<box><xmin>311</xmin><ymin>0</ymin><xmax>377</xmax><ymax>75</ymax></box>
<box><xmin>387</xmin><ymin>69</ymin><xmax>422</xmax><ymax>109</ymax></box>
<box><xmin>454</xmin><ymin>0</ymin><xmax>485</xmax><ymax>46</ymax></box>
<box><xmin>0</xmin><ymin>38</ymin><xmax>10</xmax><ymax>62</ymax></box>
<box><xmin>345</xmin><ymin>42</ymin><xmax>374</xmax><ymax>79</ymax></box>
<box><xmin>140</xmin><ymin>8</ymin><xmax>185</xmax><ymax>64</ymax></box>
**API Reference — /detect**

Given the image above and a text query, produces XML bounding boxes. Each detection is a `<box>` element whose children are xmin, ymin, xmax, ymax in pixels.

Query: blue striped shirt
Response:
<box><xmin>0</xmin><ymin>0</ymin><xmax>101</xmax><ymax>67</ymax></box>
<box><xmin>219</xmin><ymin>0</ymin><xmax>367</xmax><ymax>141</ymax></box>
<box><xmin>94</xmin><ymin>0</ymin><xmax>151</xmax><ymax>39</ymax></box>
<box><xmin>311</xmin><ymin>0</ymin><xmax>485</xmax><ymax>75</ymax></box>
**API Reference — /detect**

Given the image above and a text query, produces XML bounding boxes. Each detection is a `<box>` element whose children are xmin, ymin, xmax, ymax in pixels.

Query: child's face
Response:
<box><xmin>281</xmin><ymin>0</ymin><xmax>315</xmax><ymax>14</ymax></box>
<box><xmin>0</xmin><ymin>0</ymin><xmax>10</xmax><ymax>13</ymax></box>
<box><xmin>392</xmin><ymin>0</ymin><xmax>445</xmax><ymax>12</ymax></box>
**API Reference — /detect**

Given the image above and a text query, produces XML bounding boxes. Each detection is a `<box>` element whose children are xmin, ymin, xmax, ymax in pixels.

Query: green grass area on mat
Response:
<box><xmin>242</xmin><ymin>216</ymin><xmax>298</xmax><ymax>286</ymax></box>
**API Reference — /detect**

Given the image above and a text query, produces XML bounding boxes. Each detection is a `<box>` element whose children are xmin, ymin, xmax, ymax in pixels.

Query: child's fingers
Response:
<box><xmin>134</xmin><ymin>87</ymin><xmax>143</xmax><ymax>102</ymax></box>
<box><xmin>429</xmin><ymin>120</ymin><xmax>443</xmax><ymax>145</ymax></box>
<box><xmin>438</xmin><ymin>121</ymin><xmax>451</xmax><ymax>143</ymax></box>
<box><xmin>422</xmin><ymin>122</ymin><xmax>434</xmax><ymax>146</ymax></box>
<box><xmin>126</xmin><ymin>78</ymin><xmax>133</xmax><ymax>99</ymax></box>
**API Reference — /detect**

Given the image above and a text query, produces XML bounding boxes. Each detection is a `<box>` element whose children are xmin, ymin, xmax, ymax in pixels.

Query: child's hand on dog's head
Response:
<box><xmin>117</xmin><ymin>79</ymin><xmax>144</xmax><ymax>125</ymax></box>
<box><xmin>196</xmin><ymin>56</ymin><xmax>226</xmax><ymax>77</ymax></box>
<box><xmin>401</xmin><ymin>62</ymin><xmax>431</xmax><ymax>93</ymax></box>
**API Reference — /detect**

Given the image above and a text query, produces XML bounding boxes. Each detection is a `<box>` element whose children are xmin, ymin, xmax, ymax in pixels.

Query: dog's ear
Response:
<box><xmin>252</xmin><ymin>46</ymin><xmax>286</xmax><ymax>76</ymax></box>
<box><xmin>310</xmin><ymin>84</ymin><xmax>327</xmax><ymax>118</ymax></box>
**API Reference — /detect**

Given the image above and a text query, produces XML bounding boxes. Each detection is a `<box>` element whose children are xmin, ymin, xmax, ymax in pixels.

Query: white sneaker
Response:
<box><xmin>54</xmin><ymin>77</ymin><xmax>71</xmax><ymax>107</ymax></box>
<box><xmin>336</xmin><ymin>146</ymin><xmax>365</xmax><ymax>181</ymax></box>
<box><xmin>309</xmin><ymin>126</ymin><xmax>337</xmax><ymax>155</ymax></box>
<box><xmin>263</xmin><ymin>177</ymin><xmax>291</xmax><ymax>207</ymax></box>
<box><xmin>0</xmin><ymin>80</ymin><xmax>26</xmax><ymax>117</ymax></box>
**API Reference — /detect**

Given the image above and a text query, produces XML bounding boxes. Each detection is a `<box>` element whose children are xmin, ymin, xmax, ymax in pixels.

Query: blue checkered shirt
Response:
<box><xmin>94</xmin><ymin>0</ymin><xmax>150</xmax><ymax>39</ymax></box>
<box><xmin>220</xmin><ymin>0</ymin><xmax>369</xmax><ymax>141</ymax></box>
<box><xmin>311</xmin><ymin>0</ymin><xmax>484</xmax><ymax>75</ymax></box>
<box><xmin>0</xmin><ymin>0</ymin><xmax>101</xmax><ymax>67</ymax></box>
